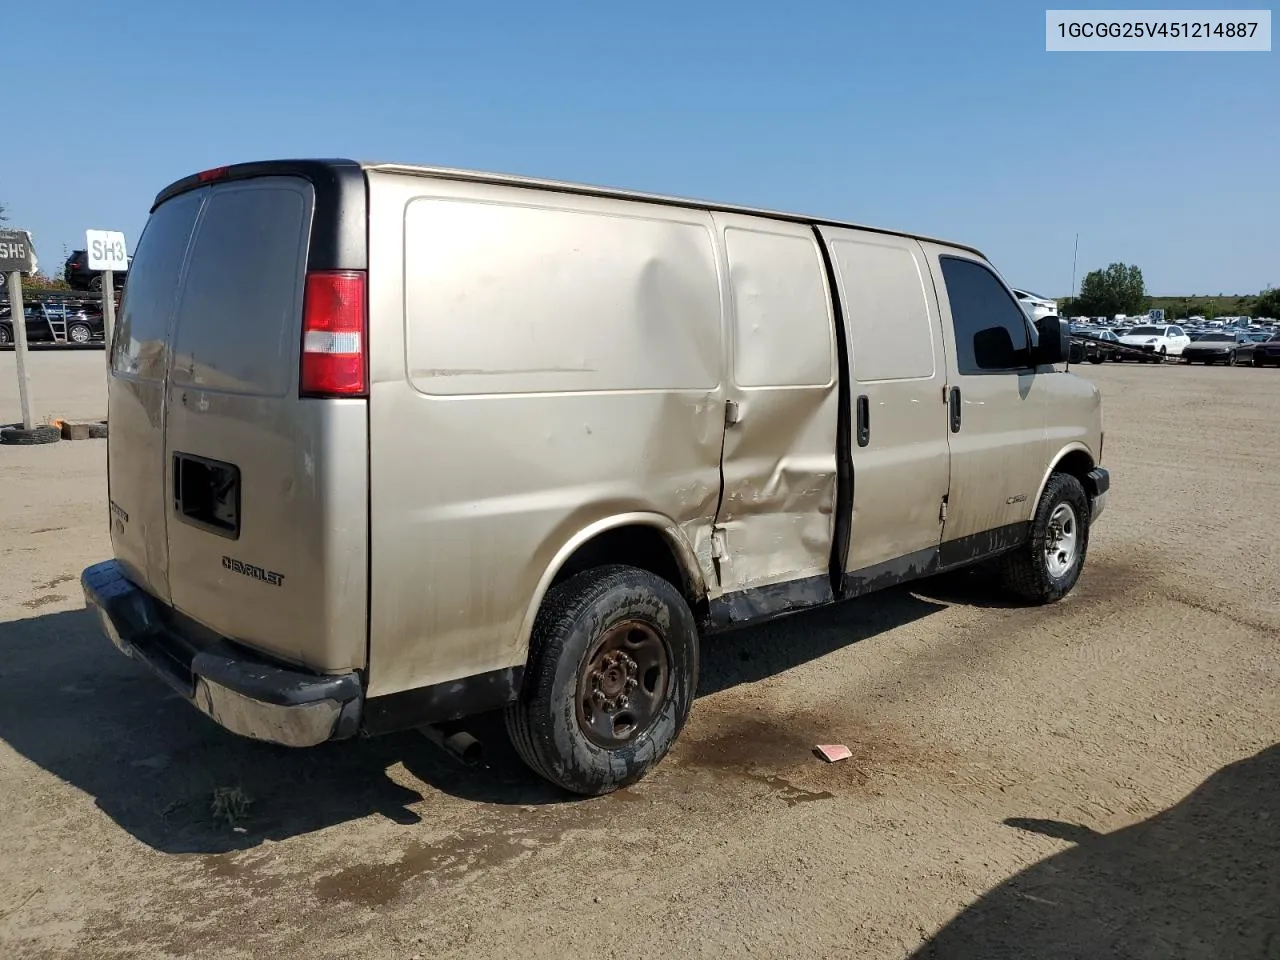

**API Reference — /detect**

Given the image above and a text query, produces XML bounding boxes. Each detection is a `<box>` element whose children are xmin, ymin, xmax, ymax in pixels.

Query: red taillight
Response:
<box><xmin>300</xmin><ymin>270</ymin><xmax>367</xmax><ymax>397</ymax></box>
<box><xmin>197</xmin><ymin>166</ymin><xmax>229</xmax><ymax>183</ymax></box>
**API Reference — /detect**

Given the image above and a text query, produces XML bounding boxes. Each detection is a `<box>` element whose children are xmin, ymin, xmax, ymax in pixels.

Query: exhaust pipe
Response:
<box><xmin>418</xmin><ymin>724</ymin><xmax>483</xmax><ymax>764</ymax></box>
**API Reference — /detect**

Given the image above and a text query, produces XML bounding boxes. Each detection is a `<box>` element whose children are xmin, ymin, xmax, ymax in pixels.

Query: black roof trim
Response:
<box><xmin>153</xmin><ymin>159</ymin><xmax>367</xmax><ymax>272</ymax></box>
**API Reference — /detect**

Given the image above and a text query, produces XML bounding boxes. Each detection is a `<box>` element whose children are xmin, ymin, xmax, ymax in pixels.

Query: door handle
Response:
<box><xmin>949</xmin><ymin>386</ymin><xmax>962</xmax><ymax>433</ymax></box>
<box><xmin>856</xmin><ymin>395</ymin><xmax>870</xmax><ymax>447</ymax></box>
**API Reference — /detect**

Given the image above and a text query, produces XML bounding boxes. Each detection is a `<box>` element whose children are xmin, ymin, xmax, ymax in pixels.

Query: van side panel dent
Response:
<box><xmin>364</xmin><ymin>173</ymin><xmax>725</xmax><ymax>697</ymax></box>
<box><xmin>710</xmin><ymin>213</ymin><xmax>840</xmax><ymax>595</ymax></box>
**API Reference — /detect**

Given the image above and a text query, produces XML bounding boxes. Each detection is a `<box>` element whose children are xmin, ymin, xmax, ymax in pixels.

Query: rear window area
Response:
<box><xmin>110</xmin><ymin>191</ymin><xmax>203</xmax><ymax>381</ymax></box>
<box><xmin>170</xmin><ymin>180</ymin><xmax>312</xmax><ymax>397</ymax></box>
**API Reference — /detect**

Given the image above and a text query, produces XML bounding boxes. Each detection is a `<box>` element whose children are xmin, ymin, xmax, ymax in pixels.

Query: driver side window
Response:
<box><xmin>939</xmin><ymin>256</ymin><xmax>1034</xmax><ymax>374</ymax></box>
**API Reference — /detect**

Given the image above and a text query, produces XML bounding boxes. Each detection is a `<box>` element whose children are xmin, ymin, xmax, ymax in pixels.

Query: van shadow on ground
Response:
<box><xmin>912</xmin><ymin>743</ymin><xmax>1280</xmax><ymax>960</ymax></box>
<box><xmin>0</xmin><ymin>586</ymin><xmax>944</xmax><ymax>855</ymax></box>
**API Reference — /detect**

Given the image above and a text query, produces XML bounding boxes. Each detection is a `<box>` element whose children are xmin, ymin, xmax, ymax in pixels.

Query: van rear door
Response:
<box><xmin>158</xmin><ymin>173</ymin><xmax>369</xmax><ymax>673</ymax></box>
<box><xmin>107</xmin><ymin>189</ymin><xmax>205</xmax><ymax>604</ymax></box>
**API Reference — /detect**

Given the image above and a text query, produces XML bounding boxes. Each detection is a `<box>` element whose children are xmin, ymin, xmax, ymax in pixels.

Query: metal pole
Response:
<box><xmin>1070</xmin><ymin>233</ymin><xmax>1079</xmax><ymax>300</ymax></box>
<box><xmin>8</xmin><ymin>270</ymin><xmax>35</xmax><ymax>429</ymax></box>
<box><xmin>101</xmin><ymin>270</ymin><xmax>116</xmax><ymax>356</ymax></box>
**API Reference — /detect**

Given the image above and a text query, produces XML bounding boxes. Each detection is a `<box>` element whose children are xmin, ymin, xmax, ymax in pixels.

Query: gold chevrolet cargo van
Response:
<box><xmin>82</xmin><ymin>159</ymin><xmax>1109</xmax><ymax>795</ymax></box>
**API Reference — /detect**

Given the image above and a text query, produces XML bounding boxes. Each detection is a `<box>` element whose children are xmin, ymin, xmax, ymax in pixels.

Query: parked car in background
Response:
<box><xmin>1081</xmin><ymin>328</ymin><xmax>1121</xmax><ymax>363</ymax></box>
<box><xmin>1013</xmin><ymin>289</ymin><xmax>1058</xmax><ymax>323</ymax></box>
<box><xmin>0</xmin><ymin>301</ymin><xmax>104</xmax><ymax>345</ymax></box>
<box><xmin>64</xmin><ymin>249</ymin><xmax>131</xmax><ymax>292</ymax></box>
<box><xmin>1252</xmin><ymin>333</ymin><xmax>1280</xmax><ymax>367</ymax></box>
<box><xmin>1182</xmin><ymin>331</ymin><xmax>1254</xmax><ymax>366</ymax></box>
<box><xmin>1118</xmin><ymin>324</ymin><xmax>1191</xmax><ymax>362</ymax></box>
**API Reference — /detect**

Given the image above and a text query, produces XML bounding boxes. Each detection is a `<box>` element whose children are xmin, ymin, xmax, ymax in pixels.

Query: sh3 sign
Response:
<box><xmin>86</xmin><ymin>229</ymin><xmax>129</xmax><ymax>271</ymax></box>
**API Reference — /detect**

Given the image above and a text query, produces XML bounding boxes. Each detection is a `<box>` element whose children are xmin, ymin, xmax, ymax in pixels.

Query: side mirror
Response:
<box><xmin>1034</xmin><ymin>314</ymin><xmax>1070</xmax><ymax>366</ymax></box>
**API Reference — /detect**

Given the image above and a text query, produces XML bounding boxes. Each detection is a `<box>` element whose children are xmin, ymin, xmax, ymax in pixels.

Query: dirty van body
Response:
<box><xmin>82</xmin><ymin>159</ymin><xmax>1110</xmax><ymax>795</ymax></box>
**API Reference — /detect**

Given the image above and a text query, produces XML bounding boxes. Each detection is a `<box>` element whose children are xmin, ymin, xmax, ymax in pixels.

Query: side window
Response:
<box><xmin>724</xmin><ymin>227</ymin><xmax>833</xmax><ymax>388</ymax></box>
<box><xmin>938</xmin><ymin>256</ymin><xmax>1032</xmax><ymax>374</ymax></box>
<box><xmin>829</xmin><ymin>237</ymin><xmax>936</xmax><ymax>382</ymax></box>
<box><xmin>111</xmin><ymin>191</ymin><xmax>203</xmax><ymax>381</ymax></box>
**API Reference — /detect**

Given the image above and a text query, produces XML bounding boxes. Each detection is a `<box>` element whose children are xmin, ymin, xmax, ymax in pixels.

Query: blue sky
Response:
<box><xmin>1</xmin><ymin>1</ymin><xmax>1275</xmax><ymax>295</ymax></box>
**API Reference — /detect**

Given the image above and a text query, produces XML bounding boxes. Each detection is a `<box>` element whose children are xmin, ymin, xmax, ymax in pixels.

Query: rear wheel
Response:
<box><xmin>68</xmin><ymin>323</ymin><xmax>92</xmax><ymax>345</ymax></box>
<box><xmin>1001</xmin><ymin>472</ymin><xmax>1090</xmax><ymax>604</ymax></box>
<box><xmin>505</xmin><ymin>565</ymin><xmax>699</xmax><ymax>795</ymax></box>
<box><xmin>89</xmin><ymin>276</ymin><xmax>103</xmax><ymax>292</ymax></box>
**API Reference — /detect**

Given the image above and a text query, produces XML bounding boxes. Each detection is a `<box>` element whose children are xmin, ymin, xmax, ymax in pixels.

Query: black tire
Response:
<box><xmin>505</xmin><ymin>565</ymin><xmax>698</xmax><ymax>796</ymax></box>
<box><xmin>68</xmin><ymin>322</ymin><xmax>92</xmax><ymax>345</ymax></box>
<box><xmin>87</xmin><ymin>422</ymin><xmax>108</xmax><ymax>439</ymax></box>
<box><xmin>1088</xmin><ymin>355</ymin><xmax>1103</xmax><ymax>364</ymax></box>
<box><xmin>1000</xmin><ymin>472</ymin><xmax>1090</xmax><ymax>604</ymax></box>
<box><xmin>1229</xmin><ymin>351</ymin><xmax>1238</xmax><ymax>366</ymax></box>
<box><xmin>89</xmin><ymin>275</ymin><xmax>103</xmax><ymax>292</ymax></box>
<box><xmin>0</xmin><ymin>324</ymin><xmax>11</xmax><ymax>346</ymax></box>
<box><xmin>1</xmin><ymin>425</ymin><xmax>61</xmax><ymax>445</ymax></box>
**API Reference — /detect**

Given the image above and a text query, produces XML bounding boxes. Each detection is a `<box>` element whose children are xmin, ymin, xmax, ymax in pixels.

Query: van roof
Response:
<box><xmin>154</xmin><ymin>158</ymin><xmax>986</xmax><ymax>259</ymax></box>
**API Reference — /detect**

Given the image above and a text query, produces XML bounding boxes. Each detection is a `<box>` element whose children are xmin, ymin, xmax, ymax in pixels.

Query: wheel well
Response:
<box><xmin>1053</xmin><ymin>449</ymin><xmax>1095</xmax><ymax>489</ymax></box>
<box><xmin>550</xmin><ymin>524</ymin><xmax>695</xmax><ymax>602</ymax></box>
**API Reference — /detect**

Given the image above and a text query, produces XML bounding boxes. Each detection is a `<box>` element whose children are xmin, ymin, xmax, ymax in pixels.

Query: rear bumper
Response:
<box><xmin>81</xmin><ymin>560</ymin><xmax>363</xmax><ymax>747</ymax></box>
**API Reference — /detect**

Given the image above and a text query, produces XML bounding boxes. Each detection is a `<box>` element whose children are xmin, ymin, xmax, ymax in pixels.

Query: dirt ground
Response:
<box><xmin>0</xmin><ymin>353</ymin><xmax>1276</xmax><ymax>960</ymax></box>
<box><xmin>0</xmin><ymin>346</ymin><xmax>108</xmax><ymax>426</ymax></box>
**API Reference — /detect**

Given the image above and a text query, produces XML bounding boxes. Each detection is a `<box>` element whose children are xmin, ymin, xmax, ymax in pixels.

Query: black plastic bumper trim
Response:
<box><xmin>362</xmin><ymin>666</ymin><xmax>525</xmax><ymax>735</ymax></box>
<box><xmin>81</xmin><ymin>560</ymin><xmax>363</xmax><ymax>740</ymax></box>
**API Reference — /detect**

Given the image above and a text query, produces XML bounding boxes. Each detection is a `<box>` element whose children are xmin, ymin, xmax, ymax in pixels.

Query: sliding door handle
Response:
<box><xmin>949</xmin><ymin>386</ymin><xmax>962</xmax><ymax>433</ymax></box>
<box><xmin>856</xmin><ymin>395</ymin><xmax>870</xmax><ymax>447</ymax></box>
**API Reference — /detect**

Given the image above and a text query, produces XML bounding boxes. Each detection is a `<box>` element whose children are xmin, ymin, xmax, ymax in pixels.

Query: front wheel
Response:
<box><xmin>1001</xmin><ymin>472</ymin><xmax>1090</xmax><ymax>604</ymax></box>
<box><xmin>505</xmin><ymin>565</ymin><xmax>699</xmax><ymax>795</ymax></box>
<box><xmin>0</xmin><ymin>325</ymin><xmax>11</xmax><ymax>346</ymax></box>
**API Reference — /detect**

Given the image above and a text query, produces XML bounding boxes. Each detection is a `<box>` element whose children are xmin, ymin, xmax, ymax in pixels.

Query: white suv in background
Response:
<box><xmin>1118</xmin><ymin>324</ymin><xmax>1191</xmax><ymax>361</ymax></box>
<box><xmin>1012</xmin><ymin>289</ymin><xmax>1058</xmax><ymax>322</ymax></box>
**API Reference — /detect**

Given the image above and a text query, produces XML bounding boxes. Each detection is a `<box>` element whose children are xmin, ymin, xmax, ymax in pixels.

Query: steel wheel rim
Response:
<box><xmin>1045</xmin><ymin>502</ymin><xmax>1079</xmax><ymax>579</ymax></box>
<box><xmin>576</xmin><ymin>620</ymin><xmax>671</xmax><ymax>748</ymax></box>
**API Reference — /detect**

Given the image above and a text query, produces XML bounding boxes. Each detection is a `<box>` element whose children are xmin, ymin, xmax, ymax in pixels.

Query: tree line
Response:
<box><xmin>1061</xmin><ymin>262</ymin><xmax>1279</xmax><ymax>320</ymax></box>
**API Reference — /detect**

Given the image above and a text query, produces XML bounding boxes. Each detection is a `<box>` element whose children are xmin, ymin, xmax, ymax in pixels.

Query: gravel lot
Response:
<box><xmin>1</xmin><ymin>354</ymin><xmax>1277</xmax><ymax>959</ymax></box>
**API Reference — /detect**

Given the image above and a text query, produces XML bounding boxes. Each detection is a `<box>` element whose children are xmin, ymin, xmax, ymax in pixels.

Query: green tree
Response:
<box><xmin>1075</xmin><ymin>263</ymin><xmax>1147</xmax><ymax>318</ymax></box>
<box><xmin>0</xmin><ymin>201</ymin><xmax>7</xmax><ymax>222</ymax></box>
<box><xmin>1255</xmin><ymin>287</ymin><xmax>1280</xmax><ymax>318</ymax></box>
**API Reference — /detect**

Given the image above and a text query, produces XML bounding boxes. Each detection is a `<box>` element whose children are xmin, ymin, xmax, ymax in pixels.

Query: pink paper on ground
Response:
<box><xmin>815</xmin><ymin>744</ymin><xmax>853</xmax><ymax>762</ymax></box>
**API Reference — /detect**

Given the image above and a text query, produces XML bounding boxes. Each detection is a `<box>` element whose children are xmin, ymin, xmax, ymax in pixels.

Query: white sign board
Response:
<box><xmin>85</xmin><ymin>229</ymin><xmax>129</xmax><ymax>271</ymax></box>
<box><xmin>1148</xmin><ymin>308</ymin><xmax>1165</xmax><ymax>322</ymax></box>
